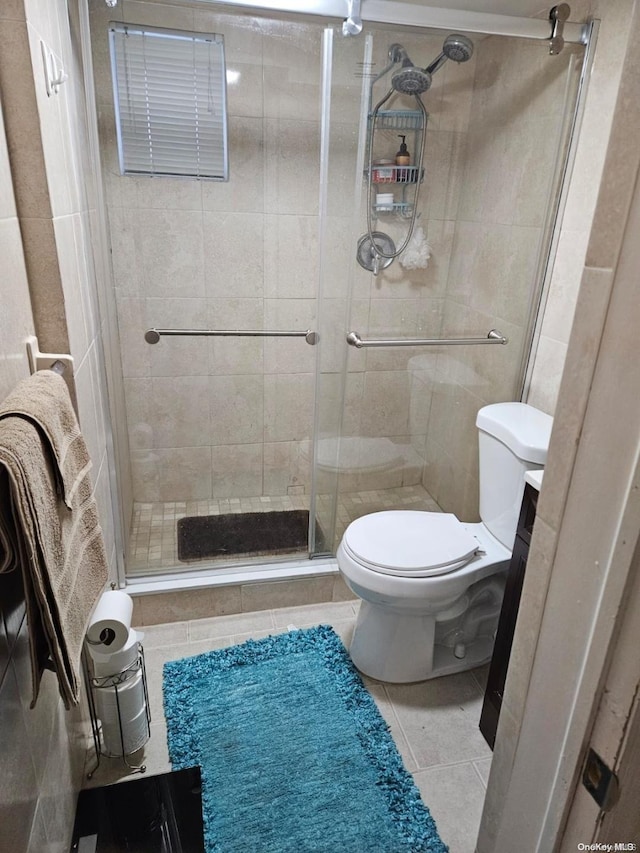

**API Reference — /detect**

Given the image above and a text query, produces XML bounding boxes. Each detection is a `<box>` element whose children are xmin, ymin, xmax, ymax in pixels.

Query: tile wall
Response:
<box><xmin>0</xmin><ymin>1</ymin><xmax>121</xmax><ymax>850</ymax></box>
<box><xmin>527</xmin><ymin>0</ymin><xmax>635</xmax><ymax>414</ymax></box>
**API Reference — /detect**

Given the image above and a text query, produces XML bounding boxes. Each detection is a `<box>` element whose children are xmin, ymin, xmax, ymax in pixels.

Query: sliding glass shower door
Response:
<box><xmin>89</xmin><ymin>5</ymin><xmax>334</xmax><ymax>576</ymax></box>
<box><xmin>312</xmin><ymin>22</ymin><xmax>585</xmax><ymax>552</ymax></box>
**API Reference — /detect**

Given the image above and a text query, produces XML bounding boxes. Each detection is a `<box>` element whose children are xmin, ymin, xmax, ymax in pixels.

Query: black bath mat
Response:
<box><xmin>177</xmin><ymin>510</ymin><xmax>311</xmax><ymax>562</ymax></box>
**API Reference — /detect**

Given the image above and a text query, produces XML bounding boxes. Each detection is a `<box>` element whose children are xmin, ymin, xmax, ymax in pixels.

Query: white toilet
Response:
<box><xmin>337</xmin><ymin>402</ymin><xmax>553</xmax><ymax>683</ymax></box>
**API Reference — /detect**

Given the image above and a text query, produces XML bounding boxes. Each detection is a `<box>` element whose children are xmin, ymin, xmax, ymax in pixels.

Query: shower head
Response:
<box><xmin>391</xmin><ymin>65</ymin><xmax>433</xmax><ymax>95</ymax></box>
<box><xmin>425</xmin><ymin>34</ymin><xmax>474</xmax><ymax>76</ymax></box>
<box><xmin>443</xmin><ymin>34</ymin><xmax>474</xmax><ymax>62</ymax></box>
<box><xmin>389</xmin><ymin>34</ymin><xmax>473</xmax><ymax>96</ymax></box>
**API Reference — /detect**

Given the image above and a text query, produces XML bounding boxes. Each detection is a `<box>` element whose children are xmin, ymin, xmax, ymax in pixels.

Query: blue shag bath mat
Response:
<box><xmin>163</xmin><ymin>625</ymin><xmax>447</xmax><ymax>853</ymax></box>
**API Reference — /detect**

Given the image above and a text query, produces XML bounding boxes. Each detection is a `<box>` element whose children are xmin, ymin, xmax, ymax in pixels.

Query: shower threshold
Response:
<box><xmin>126</xmin><ymin>484</ymin><xmax>439</xmax><ymax>579</ymax></box>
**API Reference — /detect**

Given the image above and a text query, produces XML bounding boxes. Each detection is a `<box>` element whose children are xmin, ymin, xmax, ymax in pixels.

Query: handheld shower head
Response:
<box><xmin>425</xmin><ymin>33</ymin><xmax>474</xmax><ymax>76</ymax></box>
<box><xmin>442</xmin><ymin>34</ymin><xmax>474</xmax><ymax>63</ymax></box>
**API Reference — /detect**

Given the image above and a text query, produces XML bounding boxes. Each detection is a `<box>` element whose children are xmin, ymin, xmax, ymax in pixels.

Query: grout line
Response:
<box><xmin>380</xmin><ymin>683</ymin><xmax>422</xmax><ymax>771</ymax></box>
<box><xmin>471</xmin><ymin>758</ymin><xmax>492</xmax><ymax>790</ymax></box>
<box><xmin>411</xmin><ymin>755</ymin><xmax>494</xmax><ymax>776</ymax></box>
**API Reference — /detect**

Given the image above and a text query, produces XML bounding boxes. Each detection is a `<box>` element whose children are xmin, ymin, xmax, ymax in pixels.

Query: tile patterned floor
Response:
<box><xmin>128</xmin><ymin>484</ymin><xmax>441</xmax><ymax>575</ymax></box>
<box><xmin>83</xmin><ymin>600</ymin><xmax>491</xmax><ymax>853</ymax></box>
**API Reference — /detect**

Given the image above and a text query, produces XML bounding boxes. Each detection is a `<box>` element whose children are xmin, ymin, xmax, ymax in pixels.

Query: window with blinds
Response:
<box><xmin>109</xmin><ymin>23</ymin><xmax>229</xmax><ymax>180</ymax></box>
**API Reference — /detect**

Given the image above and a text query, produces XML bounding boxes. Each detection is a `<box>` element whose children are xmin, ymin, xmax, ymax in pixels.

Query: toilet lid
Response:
<box><xmin>342</xmin><ymin>511</ymin><xmax>479</xmax><ymax>577</ymax></box>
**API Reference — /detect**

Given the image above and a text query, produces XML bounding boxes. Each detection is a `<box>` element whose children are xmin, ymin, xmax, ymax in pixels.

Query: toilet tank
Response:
<box><xmin>476</xmin><ymin>402</ymin><xmax>553</xmax><ymax>550</ymax></box>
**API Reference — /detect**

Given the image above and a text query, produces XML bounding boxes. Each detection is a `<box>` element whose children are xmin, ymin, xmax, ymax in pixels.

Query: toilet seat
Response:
<box><xmin>342</xmin><ymin>511</ymin><xmax>479</xmax><ymax>578</ymax></box>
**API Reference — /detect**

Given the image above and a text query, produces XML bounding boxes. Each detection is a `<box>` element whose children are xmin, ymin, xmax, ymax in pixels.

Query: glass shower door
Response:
<box><xmin>94</xmin><ymin>8</ymin><xmax>332</xmax><ymax>577</ymax></box>
<box><xmin>312</xmin><ymin>22</ymin><xmax>584</xmax><ymax>554</ymax></box>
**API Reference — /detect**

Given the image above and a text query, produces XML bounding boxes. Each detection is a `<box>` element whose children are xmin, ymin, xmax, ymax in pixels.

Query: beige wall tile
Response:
<box><xmin>209</xmin><ymin>374</ymin><xmax>264</xmax><ymax>445</ymax></box>
<box><xmin>263</xmin><ymin>213</ymin><xmax>318</xmax><ymax>300</ymax></box>
<box><xmin>0</xmin><ymin>19</ymin><xmax>52</xmax><ymax>219</ymax></box>
<box><xmin>116</xmin><ymin>297</ymin><xmax>151</xmax><ymax>378</ymax></box>
<box><xmin>203</xmin><ymin>211</ymin><xmax>264</xmax><ymax>298</ymax></box>
<box><xmin>0</xmin><ymin>218</ymin><xmax>34</xmax><ymax>400</ymax></box>
<box><xmin>263</xmin><ymin>299</ymin><xmax>317</xmax><ymax>375</ymax></box>
<box><xmin>138</xmin><ymin>585</ymin><xmax>242</xmax><ymax>626</ymax></box>
<box><xmin>208</xmin><ymin>297</ymin><xmax>264</xmax><ymax>375</ymax></box>
<box><xmin>360</xmin><ymin>371</ymin><xmax>410</xmax><ymax>438</ymax></box>
<box><xmin>525</xmin><ymin>336</ymin><xmax>567</xmax><ymax>416</ymax></box>
<box><xmin>263</xmin><ymin>373</ymin><xmax>315</xmax><ymax>442</ymax></box>
<box><xmin>156</xmin><ymin>447</ymin><xmax>213</xmax><ymax>501</ymax></box>
<box><xmin>147</xmin><ymin>297</ymin><xmax>209</xmax><ymax>377</ymax></box>
<box><xmin>20</xmin><ymin>216</ymin><xmax>69</xmax><ymax>354</ymax></box>
<box><xmin>211</xmin><ymin>443</ymin><xmax>263</xmax><ymax>498</ymax></box>
<box><xmin>264</xmin><ymin>118</ymin><xmax>319</xmax><ymax>216</ymax></box>
<box><xmin>261</xmin><ymin>21</ymin><xmax>321</xmax><ymax>122</ymax></box>
<box><xmin>54</xmin><ymin>214</ymin><xmax>90</xmax><ymax>362</ymax></box>
<box><xmin>263</xmin><ymin>440</ymin><xmax>311</xmax><ymax>496</ymax></box>
<box><xmin>538</xmin><ymin>227</ymin><xmax>590</xmax><ymax>345</ymax></box>
<box><xmin>240</xmin><ymin>576</ymin><xmax>334</xmax><ymax>611</ymax></box>
<box><xmin>151</xmin><ymin>375</ymin><xmax>211</xmax><ymax>447</ymax></box>
<box><xmin>139</xmin><ymin>209</ymin><xmax>205</xmax><ymax>299</ymax></box>
<box><xmin>201</xmin><ymin>116</ymin><xmax>265</xmax><ymax>214</ymax></box>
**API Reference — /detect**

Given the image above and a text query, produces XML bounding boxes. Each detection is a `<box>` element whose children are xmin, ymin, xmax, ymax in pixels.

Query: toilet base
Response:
<box><xmin>349</xmin><ymin>600</ymin><xmax>496</xmax><ymax>683</ymax></box>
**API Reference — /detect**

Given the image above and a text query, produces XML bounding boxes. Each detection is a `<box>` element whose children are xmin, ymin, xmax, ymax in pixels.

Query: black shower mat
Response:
<box><xmin>177</xmin><ymin>509</ymin><xmax>311</xmax><ymax>562</ymax></box>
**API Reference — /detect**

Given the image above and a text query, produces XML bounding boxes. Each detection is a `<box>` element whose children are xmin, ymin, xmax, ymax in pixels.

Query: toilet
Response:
<box><xmin>337</xmin><ymin>402</ymin><xmax>553</xmax><ymax>683</ymax></box>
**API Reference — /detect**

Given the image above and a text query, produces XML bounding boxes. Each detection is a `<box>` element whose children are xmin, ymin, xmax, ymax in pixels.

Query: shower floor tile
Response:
<box><xmin>126</xmin><ymin>484</ymin><xmax>439</xmax><ymax>576</ymax></box>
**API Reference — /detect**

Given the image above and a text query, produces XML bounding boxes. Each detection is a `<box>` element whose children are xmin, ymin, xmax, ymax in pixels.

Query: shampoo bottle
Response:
<box><xmin>395</xmin><ymin>135</ymin><xmax>411</xmax><ymax>166</ymax></box>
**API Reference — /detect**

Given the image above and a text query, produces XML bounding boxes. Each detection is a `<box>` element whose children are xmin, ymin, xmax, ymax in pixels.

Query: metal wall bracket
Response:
<box><xmin>582</xmin><ymin>747</ymin><xmax>620</xmax><ymax>812</ymax></box>
<box><xmin>549</xmin><ymin>4</ymin><xmax>571</xmax><ymax>54</ymax></box>
<box><xmin>26</xmin><ymin>335</ymin><xmax>74</xmax><ymax>376</ymax></box>
<box><xmin>342</xmin><ymin>0</ymin><xmax>362</xmax><ymax>36</ymax></box>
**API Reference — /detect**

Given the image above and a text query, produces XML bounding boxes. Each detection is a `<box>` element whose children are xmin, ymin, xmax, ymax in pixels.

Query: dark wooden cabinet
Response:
<box><xmin>479</xmin><ymin>482</ymin><xmax>539</xmax><ymax>749</ymax></box>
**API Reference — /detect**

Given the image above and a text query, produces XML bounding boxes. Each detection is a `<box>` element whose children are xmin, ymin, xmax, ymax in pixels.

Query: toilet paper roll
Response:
<box><xmin>89</xmin><ymin>628</ymin><xmax>143</xmax><ymax>678</ymax></box>
<box><xmin>101</xmin><ymin>704</ymin><xmax>149</xmax><ymax>757</ymax></box>
<box><xmin>86</xmin><ymin>590</ymin><xmax>133</xmax><ymax>654</ymax></box>
<box><xmin>95</xmin><ymin>668</ymin><xmax>145</xmax><ymax>725</ymax></box>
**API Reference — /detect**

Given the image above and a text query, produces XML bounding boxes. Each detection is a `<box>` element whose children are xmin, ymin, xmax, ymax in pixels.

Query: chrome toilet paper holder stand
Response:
<box><xmin>82</xmin><ymin>643</ymin><xmax>151</xmax><ymax>778</ymax></box>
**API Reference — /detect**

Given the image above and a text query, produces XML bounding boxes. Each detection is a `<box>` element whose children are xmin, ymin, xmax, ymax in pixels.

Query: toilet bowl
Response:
<box><xmin>337</xmin><ymin>402</ymin><xmax>553</xmax><ymax>683</ymax></box>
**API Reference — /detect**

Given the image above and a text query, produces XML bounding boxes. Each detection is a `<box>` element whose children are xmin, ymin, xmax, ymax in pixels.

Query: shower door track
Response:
<box><xmin>196</xmin><ymin>0</ymin><xmax>588</xmax><ymax>46</ymax></box>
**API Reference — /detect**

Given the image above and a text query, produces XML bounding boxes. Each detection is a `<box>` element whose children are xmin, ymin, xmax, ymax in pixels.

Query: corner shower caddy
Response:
<box><xmin>365</xmin><ymin>109</ymin><xmax>426</xmax><ymax>218</ymax></box>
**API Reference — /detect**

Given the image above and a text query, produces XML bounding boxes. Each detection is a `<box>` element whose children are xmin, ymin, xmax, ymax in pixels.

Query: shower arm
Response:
<box><xmin>365</xmin><ymin>89</ymin><xmax>427</xmax><ymax>262</ymax></box>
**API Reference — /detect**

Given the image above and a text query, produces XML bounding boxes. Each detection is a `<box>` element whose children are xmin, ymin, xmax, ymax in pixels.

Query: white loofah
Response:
<box><xmin>399</xmin><ymin>225</ymin><xmax>431</xmax><ymax>270</ymax></box>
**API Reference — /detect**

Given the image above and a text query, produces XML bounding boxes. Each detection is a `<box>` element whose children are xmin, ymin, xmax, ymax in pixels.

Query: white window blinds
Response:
<box><xmin>109</xmin><ymin>23</ymin><xmax>228</xmax><ymax>180</ymax></box>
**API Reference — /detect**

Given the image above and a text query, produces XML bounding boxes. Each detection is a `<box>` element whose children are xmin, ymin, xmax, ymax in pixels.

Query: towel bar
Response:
<box><xmin>346</xmin><ymin>329</ymin><xmax>508</xmax><ymax>348</ymax></box>
<box><xmin>144</xmin><ymin>328</ymin><xmax>319</xmax><ymax>345</ymax></box>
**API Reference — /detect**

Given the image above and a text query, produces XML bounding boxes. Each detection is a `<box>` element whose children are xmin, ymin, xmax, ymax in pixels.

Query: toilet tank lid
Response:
<box><xmin>476</xmin><ymin>402</ymin><xmax>553</xmax><ymax>464</ymax></box>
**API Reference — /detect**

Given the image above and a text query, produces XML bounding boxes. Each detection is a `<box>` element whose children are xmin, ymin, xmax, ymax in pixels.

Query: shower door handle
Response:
<box><xmin>346</xmin><ymin>329</ymin><xmax>508</xmax><ymax>348</ymax></box>
<box><xmin>145</xmin><ymin>328</ymin><xmax>319</xmax><ymax>345</ymax></box>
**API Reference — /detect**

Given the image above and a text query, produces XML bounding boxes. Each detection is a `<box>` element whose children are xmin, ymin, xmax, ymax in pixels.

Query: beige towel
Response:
<box><xmin>0</xmin><ymin>371</ymin><xmax>108</xmax><ymax>708</ymax></box>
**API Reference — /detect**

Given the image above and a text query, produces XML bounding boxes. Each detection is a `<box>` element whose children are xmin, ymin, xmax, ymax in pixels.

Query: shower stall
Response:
<box><xmin>84</xmin><ymin>0</ymin><xmax>589</xmax><ymax>584</ymax></box>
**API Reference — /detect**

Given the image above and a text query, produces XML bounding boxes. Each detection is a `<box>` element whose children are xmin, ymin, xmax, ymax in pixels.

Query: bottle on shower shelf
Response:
<box><xmin>395</xmin><ymin>135</ymin><xmax>411</xmax><ymax>182</ymax></box>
